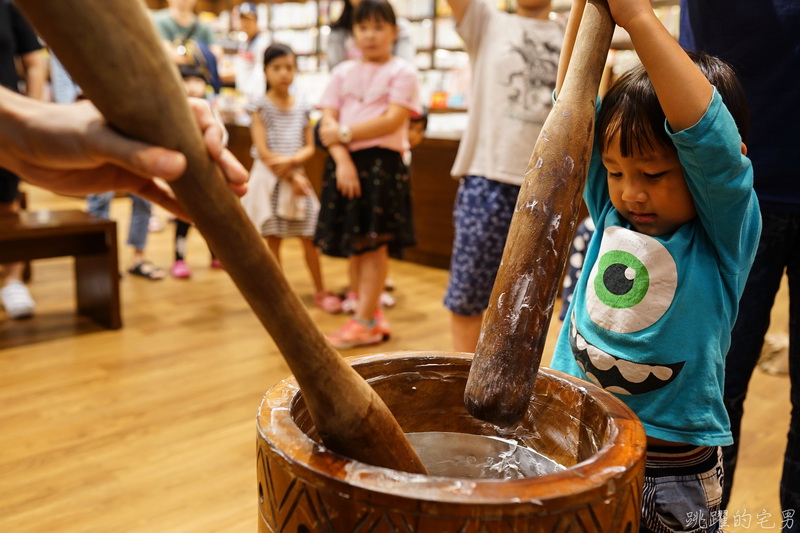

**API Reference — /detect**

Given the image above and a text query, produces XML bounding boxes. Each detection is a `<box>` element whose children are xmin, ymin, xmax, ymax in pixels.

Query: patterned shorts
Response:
<box><xmin>444</xmin><ymin>175</ymin><xmax>520</xmax><ymax>316</ymax></box>
<box><xmin>641</xmin><ymin>445</ymin><xmax>724</xmax><ymax>533</ymax></box>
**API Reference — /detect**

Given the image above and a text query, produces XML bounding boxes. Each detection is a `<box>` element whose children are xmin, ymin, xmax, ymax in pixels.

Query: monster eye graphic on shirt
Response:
<box><xmin>570</xmin><ymin>226</ymin><xmax>685</xmax><ymax>395</ymax></box>
<box><xmin>586</xmin><ymin>226</ymin><xmax>678</xmax><ymax>333</ymax></box>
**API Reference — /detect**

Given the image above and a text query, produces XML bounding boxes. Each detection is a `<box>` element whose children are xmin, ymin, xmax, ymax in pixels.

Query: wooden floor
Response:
<box><xmin>0</xmin><ymin>186</ymin><xmax>791</xmax><ymax>532</ymax></box>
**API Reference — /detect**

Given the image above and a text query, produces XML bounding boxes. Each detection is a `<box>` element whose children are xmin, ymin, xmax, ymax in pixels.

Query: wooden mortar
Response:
<box><xmin>257</xmin><ymin>352</ymin><xmax>646</xmax><ymax>532</ymax></box>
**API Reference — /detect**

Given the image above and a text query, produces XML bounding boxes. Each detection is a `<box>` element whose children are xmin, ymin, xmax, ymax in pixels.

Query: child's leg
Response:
<box><xmin>127</xmin><ymin>195</ymin><xmax>164</xmax><ymax>280</ymax></box>
<box><xmin>266</xmin><ymin>236</ymin><xmax>282</xmax><ymax>266</ymax></box>
<box><xmin>175</xmin><ymin>219</ymin><xmax>191</xmax><ymax>261</ymax></box>
<box><xmin>86</xmin><ymin>191</ymin><xmax>114</xmax><ymax>219</ymax></box>
<box><xmin>451</xmin><ymin>313</ymin><xmax>483</xmax><ymax>353</ymax></box>
<box><xmin>353</xmin><ymin>246</ymin><xmax>388</xmax><ymax>324</ymax></box>
<box><xmin>300</xmin><ymin>237</ymin><xmax>324</xmax><ymax>293</ymax></box>
<box><xmin>170</xmin><ymin>218</ymin><xmax>192</xmax><ymax>278</ymax></box>
<box><xmin>349</xmin><ymin>258</ymin><xmax>360</xmax><ymax>294</ymax></box>
<box><xmin>306</xmin><ymin>239</ymin><xmax>341</xmax><ymax>313</ymax></box>
<box><xmin>339</xmin><ymin>258</ymin><xmax>360</xmax><ymax>313</ymax></box>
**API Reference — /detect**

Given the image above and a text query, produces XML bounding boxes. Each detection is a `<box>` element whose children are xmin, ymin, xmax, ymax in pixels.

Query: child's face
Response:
<box><xmin>240</xmin><ymin>15</ymin><xmax>258</xmax><ymax>39</ymax></box>
<box><xmin>353</xmin><ymin>16</ymin><xmax>398</xmax><ymax>63</ymax></box>
<box><xmin>183</xmin><ymin>77</ymin><xmax>206</xmax><ymax>99</ymax></box>
<box><xmin>408</xmin><ymin>121</ymin><xmax>425</xmax><ymax>149</ymax></box>
<box><xmin>603</xmin><ymin>133</ymin><xmax>697</xmax><ymax>237</ymax></box>
<box><xmin>265</xmin><ymin>54</ymin><xmax>296</xmax><ymax>92</ymax></box>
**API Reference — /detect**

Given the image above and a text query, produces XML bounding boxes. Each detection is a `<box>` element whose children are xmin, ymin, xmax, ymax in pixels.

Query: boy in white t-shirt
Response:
<box><xmin>442</xmin><ymin>0</ymin><xmax>565</xmax><ymax>352</ymax></box>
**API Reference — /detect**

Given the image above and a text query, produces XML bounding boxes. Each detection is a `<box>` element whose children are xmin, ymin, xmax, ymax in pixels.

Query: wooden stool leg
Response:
<box><xmin>18</xmin><ymin>190</ymin><xmax>32</xmax><ymax>282</ymax></box>
<box><xmin>74</xmin><ymin>227</ymin><xmax>121</xmax><ymax>329</ymax></box>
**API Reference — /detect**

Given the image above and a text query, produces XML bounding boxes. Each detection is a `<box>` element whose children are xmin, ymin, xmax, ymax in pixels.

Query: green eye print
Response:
<box><xmin>594</xmin><ymin>250</ymin><xmax>649</xmax><ymax>309</ymax></box>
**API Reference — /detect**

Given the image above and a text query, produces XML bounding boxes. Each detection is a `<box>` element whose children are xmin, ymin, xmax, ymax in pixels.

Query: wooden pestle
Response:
<box><xmin>17</xmin><ymin>0</ymin><xmax>427</xmax><ymax>475</ymax></box>
<box><xmin>464</xmin><ymin>0</ymin><xmax>615</xmax><ymax>426</ymax></box>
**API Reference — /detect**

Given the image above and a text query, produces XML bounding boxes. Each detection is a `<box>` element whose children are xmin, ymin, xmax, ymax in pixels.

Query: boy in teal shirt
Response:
<box><xmin>550</xmin><ymin>0</ymin><xmax>760</xmax><ymax>530</ymax></box>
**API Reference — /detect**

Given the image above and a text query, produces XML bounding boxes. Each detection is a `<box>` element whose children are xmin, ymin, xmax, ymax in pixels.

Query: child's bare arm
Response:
<box><xmin>290</xmin><ymin>171</ymin><xmax>313</xmax><ymax>197</ymax></box>
<box><xmin>292</xmin><ymin>123</ymin><xmax>316</xmax><ymax>165</ymax></box>
<box><xmin>250</xmin><ymin>112</ymin><xmax>275</xmax><ymax>163</ymax></box>
<box><xmin>556</xmin><ymin>0</ymin><xmax>587</xmax><ymax>95</ymax></box>
<box><xmin>318</xmin><ymin>108</ymin><xmax>342</xmax><ymax>148</ymax></box>
<box><xmin>251</xmin><ymin>113</ymin><xmax>295</xmax><ymax>178</ymax></box>
<box><xmin>328</xmin><ymin>144</ymin><xmax>360</xmax><ymax>199</ymax></box>
<box><xmin>608</xmin><ymin>0</ymin><xmax>712</xmax><ymax>131</ymax></box>
<box><xmin>277</xmin><ymin>125</ymin><xmax>316</xmax><ymax>177</ymax></box>
<box><xmin>348</xmin><ymin>103</ymin><xmax>410</xmax><ymax>142</ymax></box>
<box><xmin>445</xmin><ymin>0</ymin><xmax>472</xmax><ymax>25</ymax></box>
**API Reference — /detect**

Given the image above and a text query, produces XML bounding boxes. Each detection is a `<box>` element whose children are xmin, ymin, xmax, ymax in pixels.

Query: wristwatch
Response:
<box><xmin>337</xmin><ymin>125</ymin><xmax>352</xmax><ymax>144</ymax></box>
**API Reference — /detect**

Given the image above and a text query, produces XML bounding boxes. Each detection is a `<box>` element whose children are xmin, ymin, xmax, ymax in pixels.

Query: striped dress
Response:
<box><xmin>246</xmin><ymin>97</ymin><xmax>319</xmax><ymax>238</ymax></box>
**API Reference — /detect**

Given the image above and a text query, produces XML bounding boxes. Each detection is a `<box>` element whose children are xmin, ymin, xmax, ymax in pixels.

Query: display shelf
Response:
<box><xmin>212</xmin><ymin>0</ymin><xmax>678</xmax><ymax>110</ymax></box>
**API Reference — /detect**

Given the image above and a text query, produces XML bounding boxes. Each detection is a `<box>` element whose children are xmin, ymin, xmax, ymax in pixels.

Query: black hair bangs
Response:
<box><xmin>597</xmin><ymin>65</ymin><xmax>675</xmax><ymax>157</ymax></box>
<box><xmin>352</xmin><ymin>0</ymin><xmax>397</xmax><ymax>26</ymax></box>
<box><xmin>263</xmin><ymin>43</ymin><xmax>295</xmax><ymax>69</ymax></box>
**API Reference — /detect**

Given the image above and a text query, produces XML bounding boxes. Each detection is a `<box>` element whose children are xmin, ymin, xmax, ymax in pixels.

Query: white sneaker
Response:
<box><xmin>341</xmin><ymin>292</ymin><xmax>358</xmax><ymax>314</ymax></box>
<box><xmin>379</xmin><ymin>291</ymin><xmax>396</xmax><ymax>308</ymax></box>
<box><xmin>1</xmin><ymin>281</ymin><xmax>35</xmax><ymax>319</ymax></box>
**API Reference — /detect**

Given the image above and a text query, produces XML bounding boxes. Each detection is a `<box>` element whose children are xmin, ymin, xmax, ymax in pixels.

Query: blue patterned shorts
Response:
<box><xmin>444</xmin><ymin>175</ymin><xmax>520</xmax><ymax>316</ymax></box>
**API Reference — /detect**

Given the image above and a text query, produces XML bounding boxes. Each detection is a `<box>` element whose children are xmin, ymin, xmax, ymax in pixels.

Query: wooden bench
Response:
<box><xmin>0</xmin><ymin>209</ymin><xmax>122</xmax><ymax>329</ymax></box>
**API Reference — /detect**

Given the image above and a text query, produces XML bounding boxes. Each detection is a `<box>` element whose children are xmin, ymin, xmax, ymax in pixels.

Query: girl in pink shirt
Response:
<box><xmin>316</xmin><ymin>0</ymin><xmax>421</xmax><ymax>349</ymax></box>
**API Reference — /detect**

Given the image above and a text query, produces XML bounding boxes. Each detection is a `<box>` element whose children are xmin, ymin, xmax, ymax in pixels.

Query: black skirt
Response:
<box><xmin>314</xmin><ymin>147</ymin><xmax>415</xmax><ymax>258</ymax></box>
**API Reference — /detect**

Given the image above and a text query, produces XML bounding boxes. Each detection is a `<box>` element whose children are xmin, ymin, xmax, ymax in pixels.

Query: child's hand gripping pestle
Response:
<box><xmin>463</xmin><ymin>0</ymin><xmax>615</xmax><ymax>427</ymax></box>
<box><xmin>17</xmin><ymin>0</ymin><xmax>427</xmax><ymax>475</ymax></box>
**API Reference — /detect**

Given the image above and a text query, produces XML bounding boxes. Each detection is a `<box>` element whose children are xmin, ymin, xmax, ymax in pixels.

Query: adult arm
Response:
<box><xmin>0</xmin><ymin>87</ymin><xmax>248</xmax><ymax>217</ymax></box>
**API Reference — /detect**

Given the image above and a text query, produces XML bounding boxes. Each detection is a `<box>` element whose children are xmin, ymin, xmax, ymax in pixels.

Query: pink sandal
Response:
<box><xmin>315</xmin><ymin>291</ymin><xmax>342</xmax><ymax>314</ymax></box>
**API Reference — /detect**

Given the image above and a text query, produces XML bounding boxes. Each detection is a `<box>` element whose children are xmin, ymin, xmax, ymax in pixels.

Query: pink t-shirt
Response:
<box><xmin>319</xmin><ymin>56</ymin><xmax>421</xmax><ymax>153</ymax></box>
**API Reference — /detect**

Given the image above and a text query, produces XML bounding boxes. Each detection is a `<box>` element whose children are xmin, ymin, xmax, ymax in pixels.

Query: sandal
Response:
<box><xmin>128</xmin><ymin>261</ymin><xmax>166</xmax><ymax>281</ymax></box>
<box><xmin>315</xmin><ymin>291</ymin><xmax>343</xmax><ymax>314</ymax></box>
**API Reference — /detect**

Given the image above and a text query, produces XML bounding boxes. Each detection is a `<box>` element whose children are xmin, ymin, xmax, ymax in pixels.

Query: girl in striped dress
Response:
<box><xmin>241</xmin><ymin>43</ymin><xmax>341</xmax><ymax>313</ymax></box>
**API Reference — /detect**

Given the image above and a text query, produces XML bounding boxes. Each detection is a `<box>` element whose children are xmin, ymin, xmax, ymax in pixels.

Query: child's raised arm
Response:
<box><xmin>445</xmin><ymin>0</ymin><xmax>472</xmax><ymax>25</ymax></box>
<box><xmin>608</xmin><ymin>0</ymin><xmax>712</xmax><ymax>131</ymax></box>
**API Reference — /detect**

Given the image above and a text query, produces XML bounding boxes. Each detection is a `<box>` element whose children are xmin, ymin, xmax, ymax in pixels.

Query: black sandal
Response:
<box><xmin>128</xmin><ymin>261</ymin><xmax>166</xmax><ymax>281</ymax></box>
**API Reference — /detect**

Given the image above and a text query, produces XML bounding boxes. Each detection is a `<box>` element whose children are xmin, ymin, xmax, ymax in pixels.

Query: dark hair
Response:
<box><xmin>597</xmin><ymin>51</ymin><xmax>750</xmax><ymax>157</ymax></box>
<box><xmin>262</xmin><ymin>43</ymin><xmax>296</xmax><ymax>90</ymax></box>
<box><xmin>179</xmin><ymin>63</ymin><xmax>206</xmax><ymax>83</ymax></box>
<box><xmin>352</xmin><ymin>0</ymin><xmax>396</xmax><ymax>26</ymax></box>
<box><xmin>331</xmin><ymin>0</ymin><xmax>354</xmax><ymax>31</ymax></box>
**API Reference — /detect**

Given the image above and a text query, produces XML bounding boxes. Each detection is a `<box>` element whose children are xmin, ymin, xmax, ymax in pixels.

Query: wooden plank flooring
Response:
<box><xmin>0</xmin><ymin>185</ymin><xmax>791</xmax><ymax>532</ymax></box>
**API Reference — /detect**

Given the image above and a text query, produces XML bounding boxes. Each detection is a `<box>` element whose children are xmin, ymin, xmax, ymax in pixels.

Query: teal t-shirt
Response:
<box><xmin>550</xmin><ymin>89</ymin><xmax>761</xmax><ymax>446</ymax></box>
<box><xmin>151</xmin><ymin>9</ymin><xmax>216</xmax><ymax>46</ymax></box>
